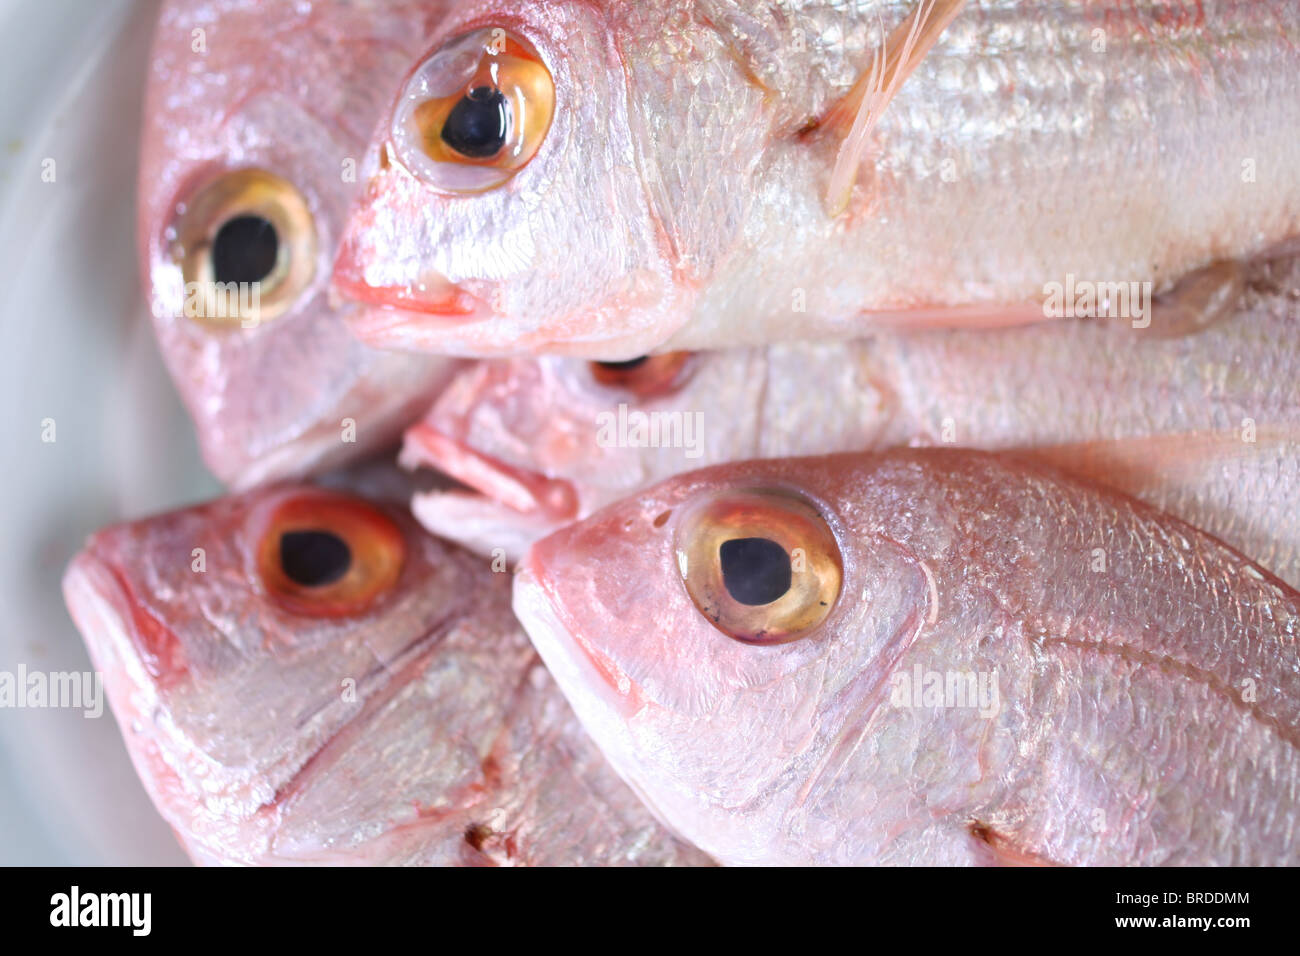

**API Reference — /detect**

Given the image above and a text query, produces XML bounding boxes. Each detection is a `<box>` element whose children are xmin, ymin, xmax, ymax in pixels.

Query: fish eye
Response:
<box><xmin>674</xmin><ymin>489</ymin><xmax>842</xmax><ymax>645</ymax></box>
<box><xmin>589</xmin><ymin>353</ymin><xmax>692</xmax><ymax>397</ymax></box>
<box><xmin>255</xmin><ymin>491</ymin><xmax>405</xmax><ymax>617</ymax></box>
<box><xmin>170</xmin><ymin>168</ymin><xmax>317</xmax><ymax>326</ymax></box>
<box><xmin>391</xmin><ymin>28</ymin><xmax>555</xmax><ymax>193</ymax></box>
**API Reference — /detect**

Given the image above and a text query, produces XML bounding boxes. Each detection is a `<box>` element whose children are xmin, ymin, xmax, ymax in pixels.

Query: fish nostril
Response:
<box><xmin>212</xmin><ymin>214</ymin><xmax>280</xmax><ymax>286</ymax></box>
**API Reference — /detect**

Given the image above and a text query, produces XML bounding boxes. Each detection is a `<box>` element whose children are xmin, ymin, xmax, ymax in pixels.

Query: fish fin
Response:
<box><xmin>1140</xmin><ymin>258</ymin><xmax>1246</xmax><ymax>338</ymax></box>
<box><xmin>967</xmin><ymin>821</ymin><xmax>1062</xmax><ymax>867</ymax></box>
<box><xmin>861</xmin><ymin>300</ymin><xmax>1047</xmax><ymax>330</ymax></box>
<box><xmin>1024</xmin><ymin>428</ymin><xmax>1293</xmax><ymax>488</ymax></box>
<box><xmin>823</xmin><ymin>0</ymin><xmax>967</xmax><ymax>215</ymax></box>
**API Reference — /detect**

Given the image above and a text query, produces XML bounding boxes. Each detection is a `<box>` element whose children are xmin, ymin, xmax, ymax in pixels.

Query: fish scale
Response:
<box><xmin>334</xmin><ymin>0</ymin><xmax>1300</xmax><ymax>357</ymax></box>
<box><xmin>406</xmin><ymin>251</ymin><xmax>1300</xmax><ymax>586</ymax></box>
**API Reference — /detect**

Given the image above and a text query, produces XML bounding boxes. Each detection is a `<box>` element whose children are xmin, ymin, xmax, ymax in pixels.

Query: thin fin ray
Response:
<box><xmin>825</xmin><ymin>0</ymin><xmax>968</xmax><ymax>215</ymax></box>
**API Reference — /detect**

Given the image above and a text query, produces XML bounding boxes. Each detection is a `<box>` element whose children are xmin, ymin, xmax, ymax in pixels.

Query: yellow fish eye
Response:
<box><xmin>674</xmin><ymin>489</ymin><xmax>842</xmax><ymax>645</ymax></box>
<box><xmin>253</xmin><ymin>491</ymin><xmax>406</xmax><ymax>618</ymax></box>
<box><xmin>392</xmin><ymin>28</ymin><xmax>555</xmax><ymax>193</ymax></box>
<box><xmin>170</xmin><ymin>168</ymin><xmax>316</xmax><ymax>327</ymax></box>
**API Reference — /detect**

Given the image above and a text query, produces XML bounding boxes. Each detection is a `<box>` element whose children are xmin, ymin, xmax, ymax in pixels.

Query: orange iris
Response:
<box><xmin>254</xmin><ymin>491</ymin><xmax>406</xmax><ymax>617</ymax></box>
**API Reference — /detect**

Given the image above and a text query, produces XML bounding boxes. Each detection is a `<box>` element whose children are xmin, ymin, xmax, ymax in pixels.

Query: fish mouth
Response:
<box><xmin>333</xmin><ymin>272</ymin><xmax>491</xmax><ymax>323</ymax></box>
<box><xmin>512</xmin><ymin>555</ymin><xmax>642</xmax><ymax>720</ymax></box>
<box><xmin>331</xmin><ymin>240</ymin><xmax>494</xmax><ymax>339</ymax></box>
<box><xmin>62</xmin><ymin>549</ymin><xmax>189</xmax><ymax>690</ymax></box>
<box><xmin>401</xmin><ymin>423</ymin><xmax>579</xmax><ymax>522</ymax></box>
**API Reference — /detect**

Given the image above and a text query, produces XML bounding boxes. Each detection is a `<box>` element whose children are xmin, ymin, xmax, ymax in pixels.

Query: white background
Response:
<box><xmin>0</xmin><ymin>0</ymin><xmax>217</xmax><ymax>865</ymax></box>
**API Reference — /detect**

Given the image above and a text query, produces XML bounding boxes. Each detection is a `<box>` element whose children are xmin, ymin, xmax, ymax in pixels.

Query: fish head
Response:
<box><xmin>62</xmin><ymin>483</ymin><xmax>526</xmax><ymax>864</ymax></box>
<box><xmin>140</xmin><ymin>0</ymin><xmax>456</xmax><ymax>487</ymax></box>
<box><xmin>333</xmin><ymin>2</ymin><xmax>754</xmax><ymax>358</ymax></box>
<box><xmin>406</xmin><ymin>344</ymin><xmax>893</xmax><ymax>559</ymax></box>
<box><xmin>513</xmin><ymin>452</ymin><xmax>933</xmax><ymax>859</ymax></box>
<box><xmin>404</xmin><ymin>350</ymin><xmax>749</xmax><ymax>557</ymax></box>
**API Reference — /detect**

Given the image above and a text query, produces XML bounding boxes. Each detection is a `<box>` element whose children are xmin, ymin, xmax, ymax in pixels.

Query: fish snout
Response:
<box><xmin>329</xmin><ymin>173</ymin><xmax>498</xmax><ymax>349</ymax></box>
<box><xmin>331</xmin><ymin>248</ymin><xmax>495</xmax><ymax>344</ymax></box>
<box><xmin>62</xmin><ymin>548</ymin><xmax>189</xmax><ymax>689</ymax></box>
<box><xmin>512</xmin><ymin>547</ymin><xmax>642</xmax><ymax>718</ymax></box>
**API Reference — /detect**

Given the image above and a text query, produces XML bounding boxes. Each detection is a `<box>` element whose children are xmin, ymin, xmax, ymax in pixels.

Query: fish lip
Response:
<box><xmin>332</xmin><ymin>274</ymin><xmax>492</xmax><ymax>322</ymax></box>
<box><xmin>62</xmin><ymin>548</ymin><xmax>187</xmax><ymax>694</ymax></box>
<box><xmin>409</xmin><ymin>489</ymin><xmax>561</xmax><ymax>567</ymax></box>
<box><xmin>512</xmin><ymin>549</ymin><xmax>641</xmax><ymax>718</ymax></box>
<box><xmin>401</xmin><ymin>423</ymin><xmax>579</xmax><ymax>521</ymax></box>
<box><xmin>331</xmin><ymin>241</ymin><xmax>494</xmax><ymax>328</ymax></box>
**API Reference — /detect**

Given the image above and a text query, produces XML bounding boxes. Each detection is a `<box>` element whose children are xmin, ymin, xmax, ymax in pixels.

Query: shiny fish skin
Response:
<box><xmin>140</xmin><ymin>0</ymin><xmax>458</xmax><ymax>487</ymax></box>
<box><xmin>405</xmin><ymin>253</ymin><xmax>1300</xmax><ymax>585</ymax></box>
<box><xmin>61</xmin><ymin>482</ymin><xmax>710</xmax><ymax>866</ymax></box>
<box><xmin>334</xmin><ymin>0</ymin><xmax>1300</xmax><ymax>358</ymax></box>
<box><xmin>514</xmin><ymin>449</ymin><xmax>1300</xmax><ymax>865</ymax></box>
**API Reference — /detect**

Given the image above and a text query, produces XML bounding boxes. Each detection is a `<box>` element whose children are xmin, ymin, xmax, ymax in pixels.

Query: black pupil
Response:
<box><xmin>442</xmin><ymin>86</ymin><xmax>510</xmax><ymax>159</ymax></box>
<box><xmin>212</xmin><ymin>215</ymin><xmax>279</xmax><ymax>285</ymax></box>
<box><xmin>719</xmin><ymin>538</ymin><xmax>792</xmax><ymax>606</ymax></box>
<box><xmin>279</xmin><ymin>530</ymin><xmax>352</xmax><ymax>587</ymax></box>
<box><xmin>596</xmin><ymin>357</ymin><xmax>649</xmax><ymax>372</ymax></box>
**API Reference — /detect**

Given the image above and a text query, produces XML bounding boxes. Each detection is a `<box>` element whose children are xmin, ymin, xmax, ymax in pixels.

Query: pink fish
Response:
<box><xmin>333</xmin><ymin>1</ymin><xmax>1300</xmax><ymax>358</ymax></box>
<box><xmin>404</xmin><ymin>253</ymin><xmax>1300</xmax><ymax>586</ymax></box>
<box><xmin>515</xmin><ymin>449</ymin><xmax>1300</xmax><ymax>865</ymax></box>
<box><xmin>139</xmin><ymin>0</ymin><xmax>459</xmax><ymax>487</ymax></box>
<box><xmin>62</xmin><ymin>478</ymin><xmax>709</xmax><ymax>866</ymax></box>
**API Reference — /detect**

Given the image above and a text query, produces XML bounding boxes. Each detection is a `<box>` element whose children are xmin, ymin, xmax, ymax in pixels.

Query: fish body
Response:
<box><xmin>62</xmin><ymin>481</ymin><xmax>708</xmax><ymax>866</ymax></box>
<box><xmin>140</xmin><ymin>0</ymin><xmax>459</xmax><ymax>487</ymax></box>
<box><xmin>406</xmin><ymin>254</ymin><xmax>1300</xmax><ymax>585</ymax></box>
<box><xmin>335</xmin><ymin>0</ymin><xmax>1300</xmax><ymax>358</ymax></box>
<box><xmin>514</xmin><ymin>449</ymin><xmax>1300</xmax><ymax>865</ymax></box>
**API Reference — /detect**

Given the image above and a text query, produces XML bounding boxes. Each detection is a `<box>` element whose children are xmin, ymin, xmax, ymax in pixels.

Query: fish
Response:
<box><xmin>403</xmin><ymin>252</ymin><xmax>1300</xmax><ymax>586</ymax></box>
<box><xmin>61</xmin><ymin>478</ymin><xmax>711</xmax><ymax>866</ymax></box>
<box><xmin>139</xmin><ymin>0</ymin><xmax>460</xmax><ymax>487</ymax></box>
<box><xmin>513</xmin><ymin>448</ymin><xmax>1300</xmax><ymax>865</ymax></box>
<box><xmin>332</xmin><ymin>0</ymin><xmax>1300</xmax><ymax>359</ymax></box>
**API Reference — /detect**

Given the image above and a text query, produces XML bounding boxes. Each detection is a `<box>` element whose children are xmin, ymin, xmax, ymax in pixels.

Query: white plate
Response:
<box><xmin>0</xmin><ymin>0</ymin><xmax>216</xmax><ymax>865</ymax></box>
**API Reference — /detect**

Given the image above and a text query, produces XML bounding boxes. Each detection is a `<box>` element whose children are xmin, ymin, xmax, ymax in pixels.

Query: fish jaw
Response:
<box><xmin>410</xmin><ymin>489</ymin><xmax>561</xmax><ymax>565</ymax></box>
<box><xmin>402</xmin><ymin>424</ymin><xmax>578</xmax><ymax>520</ymax></box>
<box><xmin>399</xmin><ymin>416</ymin><xmax>579</xmax><ymax>563</ymax></box>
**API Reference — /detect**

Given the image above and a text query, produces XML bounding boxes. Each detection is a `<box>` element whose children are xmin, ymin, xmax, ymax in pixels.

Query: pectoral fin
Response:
<box><xmin>822</xmin><ymin>0</ymin><xmax>967</xmax><ymax>215</ymax></box>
